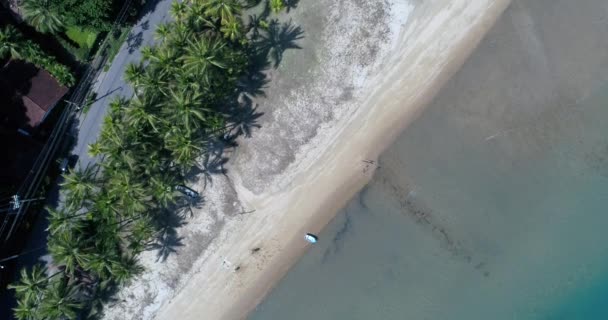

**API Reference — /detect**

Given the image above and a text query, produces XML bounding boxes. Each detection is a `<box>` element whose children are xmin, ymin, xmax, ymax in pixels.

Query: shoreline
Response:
<box><xmin>154</xmin><ymin>1</ymin><xmax>511</xmax><ymax>319</ymax></box>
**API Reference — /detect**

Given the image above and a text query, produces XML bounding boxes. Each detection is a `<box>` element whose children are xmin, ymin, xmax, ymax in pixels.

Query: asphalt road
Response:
<box><xmin>75</xmin><ymin>0</ymin><xmax>174</xmax><ymax>168</ymax></box>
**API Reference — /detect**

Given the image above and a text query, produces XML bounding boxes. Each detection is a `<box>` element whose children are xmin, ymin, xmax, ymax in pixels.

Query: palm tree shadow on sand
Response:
<box><xmin>186</xmin><ymin>19</ymin><xmax>304</xmax><ymax>187</ymax></box>
<box><xmin>147</xmin><ymin>211</ymin><xmax>186</xmax><ymax>262</ymax></box>
<box><xmin>256</xmin><ymin>19</ymin><xmax>304</xmax><ymax>68</ymax></box>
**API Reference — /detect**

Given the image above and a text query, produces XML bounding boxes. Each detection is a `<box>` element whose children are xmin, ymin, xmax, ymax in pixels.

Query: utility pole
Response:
<box><xmin>65</xmin><ymin>100</ymin><xmax>82</xmax><ymax>111</ymax></box>
<box><xmin>0</xmin><ymin>195</ymin><xmax>45</xmax><ymax>214</ymax></box>
<box><xmin>10</xmin><ymin>195</ymin><xmax>20</xmax><ymax>210</ymax></box>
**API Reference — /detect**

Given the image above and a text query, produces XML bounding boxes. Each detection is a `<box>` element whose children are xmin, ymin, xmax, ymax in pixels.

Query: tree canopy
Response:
<box><xmin>10</xmin><ymin>0</ymin><xmax>298</xmax><ymax>318</ymax></box>
<box><xmin>0</xmin><ymin>25</ymin><xmax>75</xmax><ymax>86</ymax></box>
<box><xmin>20</xmin><ymin>0</ymin><xmax>115</xmax><ymax>32</ymax></box>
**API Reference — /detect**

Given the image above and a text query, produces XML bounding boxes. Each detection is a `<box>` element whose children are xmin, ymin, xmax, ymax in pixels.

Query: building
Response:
<box><xmin>0</xmin><ymin>60</ymin><xmax>68</xmax><ymax>134</ymax></box>
<box><xmin>0</xmin><ymin>60</ymin><xmax>68</xmax><ymax>186</ymax></box>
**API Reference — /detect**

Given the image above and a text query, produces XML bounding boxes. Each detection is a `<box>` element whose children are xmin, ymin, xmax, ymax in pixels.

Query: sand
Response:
<box><xmin>101</xmin><ymin>0</ymin><xmax>511</xmax><ymax>319</ymax></box>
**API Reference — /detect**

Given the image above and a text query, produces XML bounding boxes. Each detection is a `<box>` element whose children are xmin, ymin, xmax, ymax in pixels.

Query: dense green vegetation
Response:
<box><xmin>61</xmin><ymin>27</ymin><xmax>99</xmax><ymax>61</ymax></box>
<box><xmin>19</xmin><ymin>0</ymin><xmax>114</xmax><ymax>61</ymax></box>
<box><xmin>9</xmin><ymin>0</ymin><xmax>294</xmax><ymax>319</ymax></box>
<box><xmin>20</xmin><ymin>0</ymin><xmax>116</xmax><ymax>34</ymax></box>
<box><xmin>0</xmin><ymin>25</ymin><xmax>75</xmax><ymax>86</ymax></box>
<box><xmin>65</xmin><ymin>27</ymin><xmax>98</xmax><ymax>49</ymax></box>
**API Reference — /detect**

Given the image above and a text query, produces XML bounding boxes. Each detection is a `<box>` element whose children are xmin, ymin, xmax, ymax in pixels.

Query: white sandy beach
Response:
<box><xmin>102</xmin><ymin>1</ymin><xmax>511</xmax><ymax>319</ymax></box>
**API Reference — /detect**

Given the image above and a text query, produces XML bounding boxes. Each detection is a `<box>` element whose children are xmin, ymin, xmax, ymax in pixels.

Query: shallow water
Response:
<box><xmin>250</xmin><ymin>1</ymin><xmax>608</xmax><ymax>319</ymax></box>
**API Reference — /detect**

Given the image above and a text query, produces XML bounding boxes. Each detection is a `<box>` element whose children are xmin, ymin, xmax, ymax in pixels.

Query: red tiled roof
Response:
<box><xmin>0</xmin><ymin>60</ymin><xmax>68</xmax><ymax>128</ymax></box>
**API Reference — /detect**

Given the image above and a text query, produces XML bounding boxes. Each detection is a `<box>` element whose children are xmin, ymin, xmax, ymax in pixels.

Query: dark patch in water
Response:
<box><xmin>321</xmin><ymin>212</ymin><xmax>353</xmax><ymax>264</ymax></box>
<box><xmin>357</xmin><ymin>185</ymin><xmax>372</xmax><ymax>211</ymax></box>
<box><xmin>378</xmin><ymin>172</ymin><xmax>491</xmax><ymax>277</ymax></box>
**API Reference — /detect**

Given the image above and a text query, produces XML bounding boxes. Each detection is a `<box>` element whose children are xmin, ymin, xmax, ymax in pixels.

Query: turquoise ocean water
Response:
<box><xmin>250</xmin><ymin>1</ymin><xmax>608</xmax><ymax>319</ymax></box>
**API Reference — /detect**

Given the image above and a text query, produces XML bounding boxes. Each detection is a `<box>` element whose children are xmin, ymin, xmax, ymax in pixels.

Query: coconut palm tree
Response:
<box><xmin>202</xmin><ymin>0</ymin><xmax>242</xmax><ymax>24</ymax></box>
<box><xmin>148</xmin><ymin>46</ymin><xmax>180</xmax><ymax>77</ymax></box>
<box><xmin>183</xmin><ymin>38</ymin><xmax>227</xmax><ymax>84</ymax></box>
<box><xmin>187</xmin><ymin>7</ymin><xmax>216</xmax><ymax>33</ymax></box>
<box><xmin>111</xmin><ymin>255</ymin><xmax>144</xmax><ymax>285</ymax></box>
<box><xmin>99</xmin><ymin>115</ymin><xmax>127</xmax><ymax>152</ymax></box>
<box><xmin>39</xmin><ymin>278</ymin><xmax>83</xmax><ymax>320</ymax></box>
<box><xmin>108</xmin><ymin>96</ymin><xmax>130</xmax><ymax>114</ymax></box>
<box><xmin>269</xmin><ymin>0</ymin><xmax>285</xmax><ymax>13</ymax></box>
<box><xmin>106</xmin><ymin>172</ymin><xmax>148</xmax><ymax>216</ymax></box>
<box><xmin>12</xmin><ymin>295</ymin><xmax>39</xmax><ymax>320</ymax></box>
<box><xmin>125</xmin><ymin>215</ymin><xmax>155</xmax><ymax>253</ymax></box>
<box><xmin>124</xmin><ymin>62</ymin><xmax>146</xmax><ymax>87</ymax></box>
<box><xmin>166</xmin><ymin>88</ymin><xmax>213</xmax><ymax>134</ymax></box>
<box><xmin>87</xmin><ymin>141</ymin><xmax>104</xmax><ymax>158</ymax></box>
<box><xmin>46</xmin><ymin>207</ymin><xmax>86</xmax><ymax>235</ymax></box>
<box><xmin>21</xmin><ymin>0</ymin><xmax>64</xmax><ymax>34</ymax></box>
<box><xmin>221</xmin><ymin>19</ymin><xmax>243</xmax><ymax>41</ymax></box>
<box><xmin>0</xmin><ymin>25</ymin><xmax>24</xmax><ymax>59</ymax></box>
<box><xmin>170</xmin><ymin>1</ymin><xmax>188</xmax><ymax>20</ymax></box>
<box><xmin>60</xmin><ymin>165</ymin><xmax>97</xmax><ymax>208</ymax></box>
<box><xmin>8</xmin><ymin>265</ymin><xmax>52</xmax><ymax>302</ymax></box>
<box><xmin>82</xmin><ymin>248</ymin><xmax>119</xmax><ymax>280</ymax></box>
<box><xmin>48</xmin><ymin>231</ymin><xmax>92</xmax><ymax>275</ymax></box>
<box><xmin>154</xmin><ymin>23</ymin><xmax>171</xmax><ymax>43</ymax></box>
<box><xmin>167</xmin><ymin>22</ymin><xmax>193</xmax><ymax>48</ymax></box>
<box><xmin>141</xmin><ymin>45</ymin><xmax>158</xmax><ymax>61</ymax></box>
<box><xmin>164</xmin><ymin>129</ymin><xmax>204</xmax><ymax>169</ymax></box>
<box><xmin>125</xmin><ymin>97</ymin><xmax>160</xmax><ymax>132</ymax></box>
<box><xmin>149</xmin><ymin>174</ymin><xmax>178</xmax><ymax>208</ymax></box>
<box><xmin>139</xmin><ymin>68</ymin><xmax>168</xmax><ymax>94</ymax></box>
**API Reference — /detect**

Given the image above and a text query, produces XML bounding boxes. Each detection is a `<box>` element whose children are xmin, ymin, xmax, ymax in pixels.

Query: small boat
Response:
<box><xmin>305</xmin><ymin>233</ymin><xmax>318</xmax><ymax>243</ymax></box>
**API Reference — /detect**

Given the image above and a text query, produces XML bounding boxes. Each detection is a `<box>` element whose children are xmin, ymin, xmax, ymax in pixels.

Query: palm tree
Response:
<box><xmin>48</xmin><ymin>231</ymin><xmax>92</xmax><ymax>275</ymax></box>
<box><xmin>13</xmin><ymin>295</ymin><xmax>39</xmax><ymax>320</ymax></box>
<box><xmin>221</xmin><ymin>19</ymin><xmax>243</xmax><ymax>41</ymax></box>
<box><xmin>99</xmin><ymin>115</ymin><xmax>127</xmax><ymax>152</ymax></box>
<box><xmin>87</xmin><ymin>141</ymin><xmax>104</xmax><ymax>158</ymax></box>
<box><xmin>202</xmin><ymin>0</ymin><xmax>242</xmax><ymax>24</ymax></box>
<box><xmin>166</xmin><ymin>88</ymin><xmax>210</xmax><ymax>133</ymax></box>
<box><xmin>21</xmin><ymin>0</ymin><xmax>64</xmax><ymax>34</ymax></box>
<box><xmin>187</xmin><ymin>6</ymin><xmax>216</xmax><ymax>33</ymax></box>
<box><xmin>148</xmin><ymin>46</ymin><xmax>180</xmax><ymax>76</ymax></box>
<box><xmin>82</xmin><ymin>248</ymin><xmax>119</xmax><ymax>280</ymax></box>
<box><xmin>167</xmin><ymin>23</ymin><xmax>193</xmax><ymax>48</ymax></box>
<box><xmin>139</xmin><ymin>68</ymin><xmax>168</xmax><ymax>94</ymax></box>
<box><xmin>269</xmin><ymin>0</ymin><xmax>285</xmax><ymax>13</ymax></box>
<box><xmin>60</xmin><ymin>165</ymin><xmax>97</xmax><ymax>208</ymax></box>
<box><xmin>164</xmin><ymin>129</ymin><xmax>204</xmax><ymax>169</ymax></box>
<box><xmin>9</xmin><ymin>265</ymin><xmax>52</xmax><ymax>302</ymax></box>
<box><xmin>149</xmin><ymin>173</ymin><xmax>178</xmax><ymax>208</ymax></box>
<box><xmin>111</xmin><ymin>255</ymin><xmax>144</xmax><ymax>285</ymax></box>
<box><xmin>124</xmin><ymin>62</ymin><xmax>146</xmax><ymax>87</ymax></box>
<box><xmin>141</xmin><ymin>45</ymin><xmax>158</xmax><ymax>61</ymax></box>
<box><xmin>183</xmin><ymin>38</ymin><xmax>227</xmax><ymax>84</ymax></box>
<box><xmin>0</xmin><ymin>25</ymin><xmax>24</xmax><ymax>59</ymax></box>
<box><xmin>106</xmin><ymin>172</ymin><xmax>148</xmax><ymax>216</ymax></box>
<box><xmin>39</xmin><ymin>278</ymin><xmax>83</xmax><ymax>320</ymax></box>
<box><xmin>46</xmin><ymin>207</ymin><xmax>86</xmax><ymax>235</ymax></box>
<box><xmin>154</xmin><ymin>23</ymin><xmax>171</xmax><ymax>42</ymax></box>
<box><xmin>170</xmin><ymin>1</ymin><xmax>188</xmax><ymax>20</ymax></box>
<box><xmin>125</xmin><ymin>95</ymin><xmax>160</xmax><ymax>132</ymax></box>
